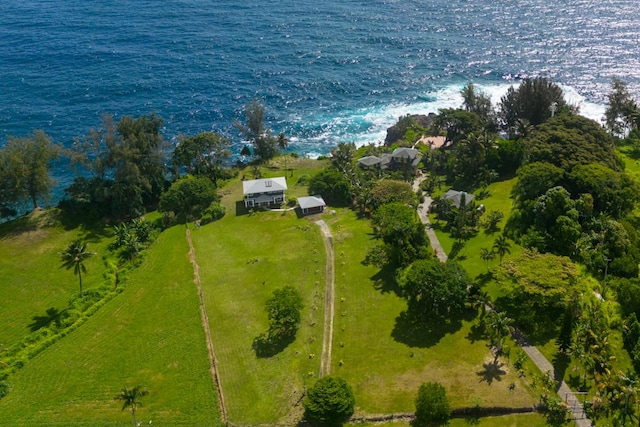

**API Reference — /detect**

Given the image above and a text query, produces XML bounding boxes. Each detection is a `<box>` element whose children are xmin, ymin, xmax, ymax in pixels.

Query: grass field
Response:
<box><xmin>351</xmin><ymin>412</ymin><xmax>548</xmax><ymax>427</ymax></box>
<box><xmin>0</xmin><ymin>225</ymin><xmax>220</xmax><ymax>425</ymax></box>
<box><xmin>0</xmin><ymin>209</ymin><xmax>110</xmax><ymax>345</ymax></box>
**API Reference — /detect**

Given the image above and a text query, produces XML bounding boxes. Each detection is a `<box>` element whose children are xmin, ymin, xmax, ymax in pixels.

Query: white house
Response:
<box><xmin>242</xmin><ymin>177</ymin><xmax>287</xmax><ymax>208</ymax></box>
<box><xmin>298</xmin><ymin>195</ymin><xmax>327</xmax><ymax>215</ymax></box>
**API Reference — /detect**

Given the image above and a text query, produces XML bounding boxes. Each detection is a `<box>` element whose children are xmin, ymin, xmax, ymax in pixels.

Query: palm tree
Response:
<box><xmin>114</xmin><ymin>385</ymin><xmax>148</xmax><ymax>427</ymax></box>
<box><xmin>480</xmin><ymin>247</ymin><xmax>496</xmax><ymax>272</ymax></box>
<box><xmin>486</xmin><ymin>311</ymin><xmax>513</xmax><ymax>361</ymax></box>
<box><xmin>492</xmin><ymin>235</ymin><xmax>511</xmax><ymax>265</ymax></box>
<box><xmin>277</xmin><ymin>132</ymin><xmax>290</xmax><ymax>175</ymax></box>
<box><xmin>60</xmin><ymin>240</ymin><xmax>95</xmax><ymax>295</ymax></box>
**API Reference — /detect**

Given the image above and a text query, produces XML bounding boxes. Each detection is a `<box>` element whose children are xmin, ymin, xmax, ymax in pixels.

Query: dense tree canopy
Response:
<box><xmin>235</xmin><ymin>100</ymin><xmax>279</xmax><ymax>162</ymax></box>
<box><xmin>494</xmin><ymin>250</ymin><xmax>581</xmax><ymax>333</ymax></box>
<box><xmin>461</xmin><ymin>82</ymin><xmax>495</xmax><ymax>128</ymax></box>
<box><xmin>433</xmin><ymin>108</ymin><xmax>482</xmax><ymax>145</ymax></box>
<box><xmin>397</xmin><ymin>258</ymin><xmax>470</xmax><ymax>322</ymax></box>
<box><xmin>512</xmin><ymin>161</ymin><xmax>565</xmax><ymax>204</ymax></box>
<box><xmin>415</xmin><ymin>382</ymin><xmax>451</xmax><ymax>426</ymax></box>
<box><xmin>158</xmin><ymin>175</ymin><xmax>218</xmax><ymax>222</ymax></box>
<box><xmin>265</xmin><ymin>286</ymin><xmax>304</xmax><ymax>337</ymax></box>
<box><xmin>605</xmin><ymin>78</ymin><xmax>638</xmax><ymax>137</ymax></box>
<box><xmin>523</xmin><ymin>114</ymin><xmax>621</xmax><ymax>172</ymax></box>
<box><xmin>498</xmin><ymin>77</ymin><xmax>566</xmax><ymax>130</ymax></box>
<box><xmin>370</xmin><ymin>179</ymin><xmax>416</xmax><ymax>210</ymax></box>
<box><xmin>172</xmin><ymin>132</ymin><xmax>231</xmax><ymax>186</ymax></box>
<box><xmin>372</xmin><ymin>202</ymin><xmax>427</xmax><ymax>267</ymax></box>
<box><xmin>0</xmin><ymin>130</ymin><xmax>60</xmax><ymax>212</ymax></box>
<box><xmin>308</xmin><ymin>167</ymin><xmax>352</xmax><ymax>207</ymax></box>
<box><xmin>304</xmin><ymin>376</ymin><xmax>355</xmax><ymax>426</ymax></box>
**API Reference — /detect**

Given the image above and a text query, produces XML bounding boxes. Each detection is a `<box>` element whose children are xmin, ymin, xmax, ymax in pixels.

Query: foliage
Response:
<box><xmin>414</xmin><ymin>381</ymin><xmax>451</xmax><ymax>426</ymax></box>
<box><xmin>308</xmin><ymin>167</ymin><xmax>352</xmax><ymax>207</ymax></box>
<box><xmin>253</xmin><ymin>286</ymin><xmax>304</xmax><ymax>357</ymax></box>
<box><xmin>200</xmin><ymin>201</ymin><xmax>226</xmax><ymax>224</ymax></box>
<box><xmin>494</xmin><ymin>251</ymin><xmax>580</xmax><ymax>334</ymax></box>
<box><xmin>433</xmin><ymin>108</ymin><xmax>483</xmax><ymax>145</ymax></box>
<box><xmin>303</xmin><ymin>376</ymin><xmax>355</xmax><ymax>426</ymax></box>
<box><xmin>482</xmin><ymin>210</ymin><xmax>504</xmax><ymax>233</ymax></box>
<box><xmin>60</xmin><ymin>240</ymin><xmax>96</xmax><ymax>295</ymax></box>
<box><xmin>492</xmin><ymin>235</ymin><xmax>511</xmax><ymax>264</ymax></box>
<box><xmin>114</xmin><ymin>385</ymin><xmax>149</xmax><ymax>427</ymax></box>
<box><xmin>158</xmin><ymin>175</ymin><xmax>219</xmax><ymax>222</ymax></box>
<box><xmin>370</xmin><ymin>179</ymin><xmax>416</xmax><ymax>209</ymax></box>
<box><xmin>523</xmin><ymin>113</ymin><xmax>621</xmax><ymax>172</ymax></box>
<box><xmin>171</xmin><ymin>131</ymin><xmax>231</xmax><ymax>186</ymax></box>
<box><xmin>541</xmin><ymin>397</ymin><xmax>570</xmax><ymax>426</ymax></box>
<box><xmin>498</xmin><ymin>77</ymin><xmax>566</xmax><ymax>130</ymax></box>
<box><xmin>461</xmin><ymin>82</ymin><xmax>495</xmax><ymax>128</ymax></box>
<box><xmin>605</xmin><ymin>77</ymin><xmax>638</xmax><ymax>137</ymax></box>
<box><xmin>235</xmin><ymin>99</ymin><xmax>279</xmax><ymax>162</ymax></box>
<box><xmin>0</xmin><ymin>130</ymin><xmax>60</xmax><ymax>213</ymax></box>
<box><xmin>568</xmin><ymin>163</ymin><xmax>640</xmax><ymax>218</ymax></box>
<box><xmin>397</xmin><ymin>258</ymin><xmax>470</xmax><ymax>322</ymax></box>
<box><xmin>485</xmin><ymin>311</ymin><xmax>513</xmax><ymax>359</ymax></box>
<box><xmin>372</xmin><ymin>202</ymin><xmax>428</xmax><ymax>267</ymax></box>
<box><xmin>512</xmin><ymin>162</ymin><xmax>564</xmax><ymax>204</ymax></box>
<box><xmin>446</xmin><ymin>131</ymin><xmax>498</xmax><ymax>186</ymax></box>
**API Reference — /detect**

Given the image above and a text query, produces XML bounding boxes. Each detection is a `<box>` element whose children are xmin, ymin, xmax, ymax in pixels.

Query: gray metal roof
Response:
<box><xmin>298</xmin><ymin>195</ymin><xmax>326</xmax><ymax>210</ymax></box>
<box><xmin>242</xmin><ymin>177</ymin><xmax>288</xmax><ymax>195</ymax></box>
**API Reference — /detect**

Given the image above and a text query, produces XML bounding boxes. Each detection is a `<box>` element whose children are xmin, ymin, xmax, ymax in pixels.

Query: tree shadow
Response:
<box><xmin>29</xmin><ymin>307</ymin><xmax>65</xmax><ymax>332</ymax></box>
<box><xmin>370</xmin><ymin>264</ymin><xmax>401</xmax><ymax>295</ymax></box>
<box><xmin>552</xmin><ymin>351</ymin><xmax>571</xmax><ymax>383</ymax></box>
<box><xmin>477</xmin><ymin>360</ymin><xmax>507</xmax><ymax>385</ymax></box>
<box><xmin>252</xmin><ymin>331</ymin><xmax>296</xmax><ymax>358</ymax></box>
<box><xmin>235</xmin><ymin>201</ymin><xmax>251</xmax><ymax>216</ymax></box>
<box><xmin>448</xmin><ymin>241</ymin><xmax>465</xmax><ymax>260</ymax></box>
<box><xmin>466</xmin><ymin>321</ymin><xmax>487</xmax><ymax>344</ymax></box>
<box><xmin>392</xmin><ymin>310</ymin><xmax>464</xmax><ymax>348</ymax></box>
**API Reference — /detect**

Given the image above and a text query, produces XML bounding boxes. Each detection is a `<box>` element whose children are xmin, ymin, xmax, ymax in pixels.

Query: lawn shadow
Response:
<box><xmin>552</xmin><ymin>351</ymin><xmax>571</xmax><ymax>383</ymax></box>
<box><xmin>235</xmin><ymin>201</ymin><xmax>250</xmax><ymax>216</ymax></box>
<box><xmin>466</xmin><ymin>320</ymin><xmax>487</xmax><ymax>344</ymax></box>
<box><xmin>391</xmin><ymin>310</ymin><xmax>464</xmax><ymax>348</ymax></box>
<box><xmin>370</xmin><ymin>264</ymin><xmax>401</xmax><ymax>296</ymax></box>
<box><xmin>252</xmin><ymin>331</ymin><xmax>296</xmax><ymax>358</ymax></box>
<box><xmin>477</xmin><ymin>359</ymin><xmax>507</xmax><ymax>385</ymax></box>
<box><xmin>29</xmin><ymin>307</ymin><xmax>65</xmax><ymax>332</ymax></box>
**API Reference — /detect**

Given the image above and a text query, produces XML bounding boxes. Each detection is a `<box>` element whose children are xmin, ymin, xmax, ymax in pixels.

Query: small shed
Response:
<box><xmin>298</xmin><ymin>195</ymin><xmax>327</xmax><ymax>215</ymax></box>
<box><xmin>443</xmin><ymin>190</ymin><xmax>475</xmax><ymax>208</ymax></box>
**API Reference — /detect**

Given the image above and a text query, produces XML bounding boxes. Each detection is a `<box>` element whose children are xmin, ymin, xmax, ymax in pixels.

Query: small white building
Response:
<box><xmin>242</xmin><ymin>177</ymin><xmax>287</xmax><ymax>208</ymax></box>
<box><xmin>298</xmin><ymin>195</ymin><xmax>327</xmax><ymax>215</ymax></box>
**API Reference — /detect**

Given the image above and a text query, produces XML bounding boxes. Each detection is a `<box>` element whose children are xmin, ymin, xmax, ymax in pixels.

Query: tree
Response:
<box><xmin>398</xmin><ymin>258</ymin><xmax>470</xmax><ymax>322</ymax></box>
<box><xmin>605</xmin><ymin>77</ymin><xmax>638</xmax><ymax>137</ymax></box>
<box><xmin>461</xmin><ymin>82</ymin><xmax>495</xmax><ymax>127</ymax></box>
<box><xmin>0</xmin><ymin>130</ymin><xmax>60</xmax><ymax>211</ymax></box>
<box><xmin>512</xmin><ymin>162</ymin><xmax>565</xmax><ymax>204</ymax></box>
<box><xmin>303</xmin><ymin>376</ymin><xmax>355</xmax><ymax>426</ymax></box>
<box><xmin>235</xmin><ymin>100</ymin><xmax>278</xmax><ymax>162</ymax></box>
<box><xmin>308</xmin><ymin>167</ymin><xmax>352</xmax><ymax>207</ymax></box>
<box><xmin>265</xmin><ymin>286</ymin><xmax>304</xmax><ymax>337</ymax></box>
<box><xmin>485</xmin><ymin>311</ymin><xmax>513</xmax><ymax>360</ymax></box>
<box><xmin>60</xmin><ymin>240</ymin><xmax>95</xmax><ymax>295</ymax></box>
<box><xmin>277</xmin><ymin>132</ymin><xmax>290</xmax><ymax>174</ymax></box>
<box><xmin>492</xmin><ymin>235</ymin><xmax>511</xmax><ymax>264</ymax></box>
<box><xmin>498</xmin><ymin>77</ymin><xmax>566</xmax><ymax>131</ymax></box>
<box><xmin>158</xmin><ymin>175</ymin><xmax>219</xmax><ymax>223</ymax></box>
<box><xmin>433</xmin><ymin>108</ymin><xmax>483</xmax><ymax>145</ymax></box>
<box><xmin>172</xmin><ymin>132</ymin><xmax>231</xmax><ymax>186</ymax></box>
<box><xmin>480</xmin><ymin>248</ymin><xmax>496</xmax><ymax>272</ymax></box>
<box><xmin>414</xmin><ymin>382</ymin><xmax>450</xmax><ymax>426</ymax></box>
<box><xmin>370</xmin><ymin>179</ymin><xmax>416</xmax><ymax>210</ymax></box>
<box><xmin>482</xmin><ymin>210</ymin><xmax>504</xmax><ymax>233</ymax></box>
<box><xmin>372</xmin><ymin>202</ymin><xmax>427</xmax><ymax>267</ymax></box>
<box><xmin>114</xmin><ymin>385</ymin><xmax>148</xmax><ymax>427</ymax></box>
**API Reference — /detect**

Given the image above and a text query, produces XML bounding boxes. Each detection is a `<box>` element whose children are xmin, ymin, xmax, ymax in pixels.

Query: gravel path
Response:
<box><xmin>315</xmin><ymin>220</ymin><xmax>335</xmax><ymax>377</ymax></box>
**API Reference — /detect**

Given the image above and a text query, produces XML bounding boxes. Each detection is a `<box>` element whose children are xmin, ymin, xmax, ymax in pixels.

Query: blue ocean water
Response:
<box><xmin>1</xmin><ymin>0</ymin><xmax>640</xmax><ymax>189</ymax></box>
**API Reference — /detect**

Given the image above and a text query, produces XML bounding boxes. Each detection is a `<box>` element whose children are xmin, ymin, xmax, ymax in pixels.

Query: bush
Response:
<box><xmin>0</xmin><ymin>381</ymin><xmax>12</xmax><ymax>399</ymax></box>
<box><xmin>415</xmin><ymin>382</ymin><xmax>450</xmax><ymax>426</ymax></box>
<box><xmin>200</xmin><ymin>201</ymin><xmax>226</xmax><ymax>224</ymax></box>
<box><xmin>304</xmin><ymin>376</ymin><xmax>355</xmax><ymax>426</ymax></box>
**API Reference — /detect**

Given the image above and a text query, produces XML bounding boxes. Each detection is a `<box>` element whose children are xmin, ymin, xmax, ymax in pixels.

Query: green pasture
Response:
<box><xmin>329</xmin><ymin>209</ymin><xmax>537</xmax><ymax>415</ymax></box>
<box><xmin>191</xmin><ymin>165</ymin><xmax>327</xmax><ymax>425</ymax></box>
<box><xmin>351</xmin><ymin>412</ymin><xmax>548</xmax><ymax>427</ymax></box>
<box><xmin>0</xmin><ymin>209</ymin><xmax>110</xmax><ymax>346</ymax></box>
<box><xmin>0</xmin><ymin>225</ymin><xmax>220</xmax><ymax>425</ymax></box>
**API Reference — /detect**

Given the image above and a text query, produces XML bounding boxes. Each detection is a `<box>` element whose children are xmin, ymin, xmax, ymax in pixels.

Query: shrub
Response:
<box><xmin>415</xmin><ymin>382</ymin><xmax>450</xmax><ymax>426</ymax></box>
<box><xmin>304</xmin><ymin>376</ymin><xmax>355</xmax><ymax>426</ymax></box>
<box><xmin>200</xmin><ymin>201</ymin><xmax>226</xmax><ymax>224</ymax></box>
<box><xmin>0</xmin><ymin>381</ymin><xmax>11</xmax><ymax>399</ymax></box>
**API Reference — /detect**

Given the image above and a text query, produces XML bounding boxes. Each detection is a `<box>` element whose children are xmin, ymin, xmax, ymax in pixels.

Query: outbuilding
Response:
<box><xmin>298</xmin><ymin>195</ymin><xmax>327</xmax><ymax>215</ymax></box>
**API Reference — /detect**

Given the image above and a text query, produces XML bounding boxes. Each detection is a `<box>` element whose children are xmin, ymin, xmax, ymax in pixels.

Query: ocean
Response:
<box><xmin>1</xmin><ymin>0</ymin><xmax>640</xmax><ymax>192</ymax></box>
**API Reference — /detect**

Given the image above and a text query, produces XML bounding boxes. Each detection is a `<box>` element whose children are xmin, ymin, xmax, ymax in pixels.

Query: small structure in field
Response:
<box><xmin>298</xmin><ymin>195</ymin><xmax>327</xmax><ymax>215</ymax></box>
<box><xmin>243</xmin><ymin>177</ymin><xmax>287</xmax><ymax>208</ymax></box>
<box><xmin>443</xmin><ymin>189</ymin><xmax>475</xmax><ymax>208</ymax></box>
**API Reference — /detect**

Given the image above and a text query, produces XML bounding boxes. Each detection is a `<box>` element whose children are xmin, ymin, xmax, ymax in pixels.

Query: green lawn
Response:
<box><xmin>0</xmin><ymin>225</ymin><xmax>220</xmax><ymax>425</ymax></box>
<box><xmin>351</xmin><ymin>413</ymin><xmax>548</xmax><ymax>427</ymax></box>
<box><xmin>192</xmin><ymin>163</ymin><xmax>327</xmax><ymax>425</ymax></box>
<box><xmin>329</xmin><ymin>209</ymin><xmax>537</xmax><ymax>415</ymax></box>
<box><xmin>0</xmin><ymin>209</ymin><xmax>110</xmax><ymax>345</ymax></box>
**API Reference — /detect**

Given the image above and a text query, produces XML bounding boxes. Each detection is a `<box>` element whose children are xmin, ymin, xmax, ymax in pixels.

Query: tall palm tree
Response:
<box><xmin>492</xmin><ymin>235</ymin><xmax>511</xmax><ymax>265</ymax></box>
<box><xmin>277</xmin><ymin>132</ymin><xmax>289</xmax><ymax>175</ymax></box>
<box><xmin>114</xmin><ymin>385</ymin><xmax>148</xmax><ymax>427</ymax></box>
<box><xmin>60</xmin><ymin>240</ymin><xmax>95</xmax><ymax>295</ymax></box>
<box><xmin>486</xmin><ymin>311</ymin><xmax>513</xmax><ymax>361</ymax></box>
<box><xmin>480</xmin><ymin>247</ymin><xmax>496</xmax><ymax>272</ymax></box>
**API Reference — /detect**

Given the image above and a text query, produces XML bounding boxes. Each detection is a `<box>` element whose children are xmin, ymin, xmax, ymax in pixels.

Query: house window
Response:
<box><xmin>265</xmin><ymin>180</ymin><xmax>272</xmax><ymax>187</ymax></box>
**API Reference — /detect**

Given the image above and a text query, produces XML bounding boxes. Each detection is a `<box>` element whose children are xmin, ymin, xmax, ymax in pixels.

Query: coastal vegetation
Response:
<box><xmin>2</xmin><ymin>77</ymin><xmax>640</xmax><ymax>425</ymax></box>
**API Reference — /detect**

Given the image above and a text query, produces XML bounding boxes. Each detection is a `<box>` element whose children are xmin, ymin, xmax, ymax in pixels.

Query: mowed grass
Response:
<box><xmin>192</xmin><ymin>162</ymin><xmax>328</xmax><ymax>424</ymax></box>
<box><xmin>351</xmin><ymin>413</ymin><xmax>548</xmax><ymax>427</ymax></box>
<box><xmin>329</xmin><ymin>209</ymin><xmax>537</xmax><ymax>415</ymax></box>
<box><xmin>0</xmin><ymin>209</ymin><xmax>110</xmax><ymax>345</ymax></box>
<box><xmin>0</xmin><ymin>225</ymin><xmax>220</xmax><ymax>425</ymax></box>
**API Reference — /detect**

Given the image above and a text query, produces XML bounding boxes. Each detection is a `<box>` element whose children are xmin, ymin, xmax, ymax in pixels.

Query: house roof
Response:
<box><xmin>391</xmin><ymin>147</ymin><xmax>421</xmax><ymax>160</ymax></box>
<box><xmin>242</xmin><ymin>177</ymin><xmax>288</xmax><ymax>195</ymax></box>
<box><xmin>357</xmin><ymin>156</ymin><xmax>382</xmax><ymax>166</ymax></box>
<box><xmin>443</xmin><ymin>189</ymin><xmax>474</xmax><ymax>208</ymax></box>
<box><xmin>298</xmin><ymin>195</ymin><xmax>327</xmax><ymax>210</ymax></box>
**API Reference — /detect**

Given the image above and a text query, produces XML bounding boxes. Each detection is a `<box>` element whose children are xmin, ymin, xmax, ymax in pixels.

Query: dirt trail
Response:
<box><xmin>186</xmin><ymin>228</ymin><xmax>227</xmax><ymax>423</ymax></box>
<box><xmin>315</xmin><ymin>220</ymin><xmax>335</xmax><ymax>377</ymax></box>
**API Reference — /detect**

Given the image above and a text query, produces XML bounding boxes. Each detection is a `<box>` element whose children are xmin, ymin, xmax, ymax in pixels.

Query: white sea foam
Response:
<box><xmin>295</xmin><ymin>81</ymin><xmax>609</xmax><ymax>153</ymax></box>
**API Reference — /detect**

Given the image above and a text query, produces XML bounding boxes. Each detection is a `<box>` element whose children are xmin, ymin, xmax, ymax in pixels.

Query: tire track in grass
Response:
<box><xmin>186</xmin><ymin>228</ymin><xmax>227</xmax><ymax>424</ymax></box>
<box><xmin>316</xmin><ymin>220</ymin><xmax>335</xmax><ymax>377</ymax></box>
